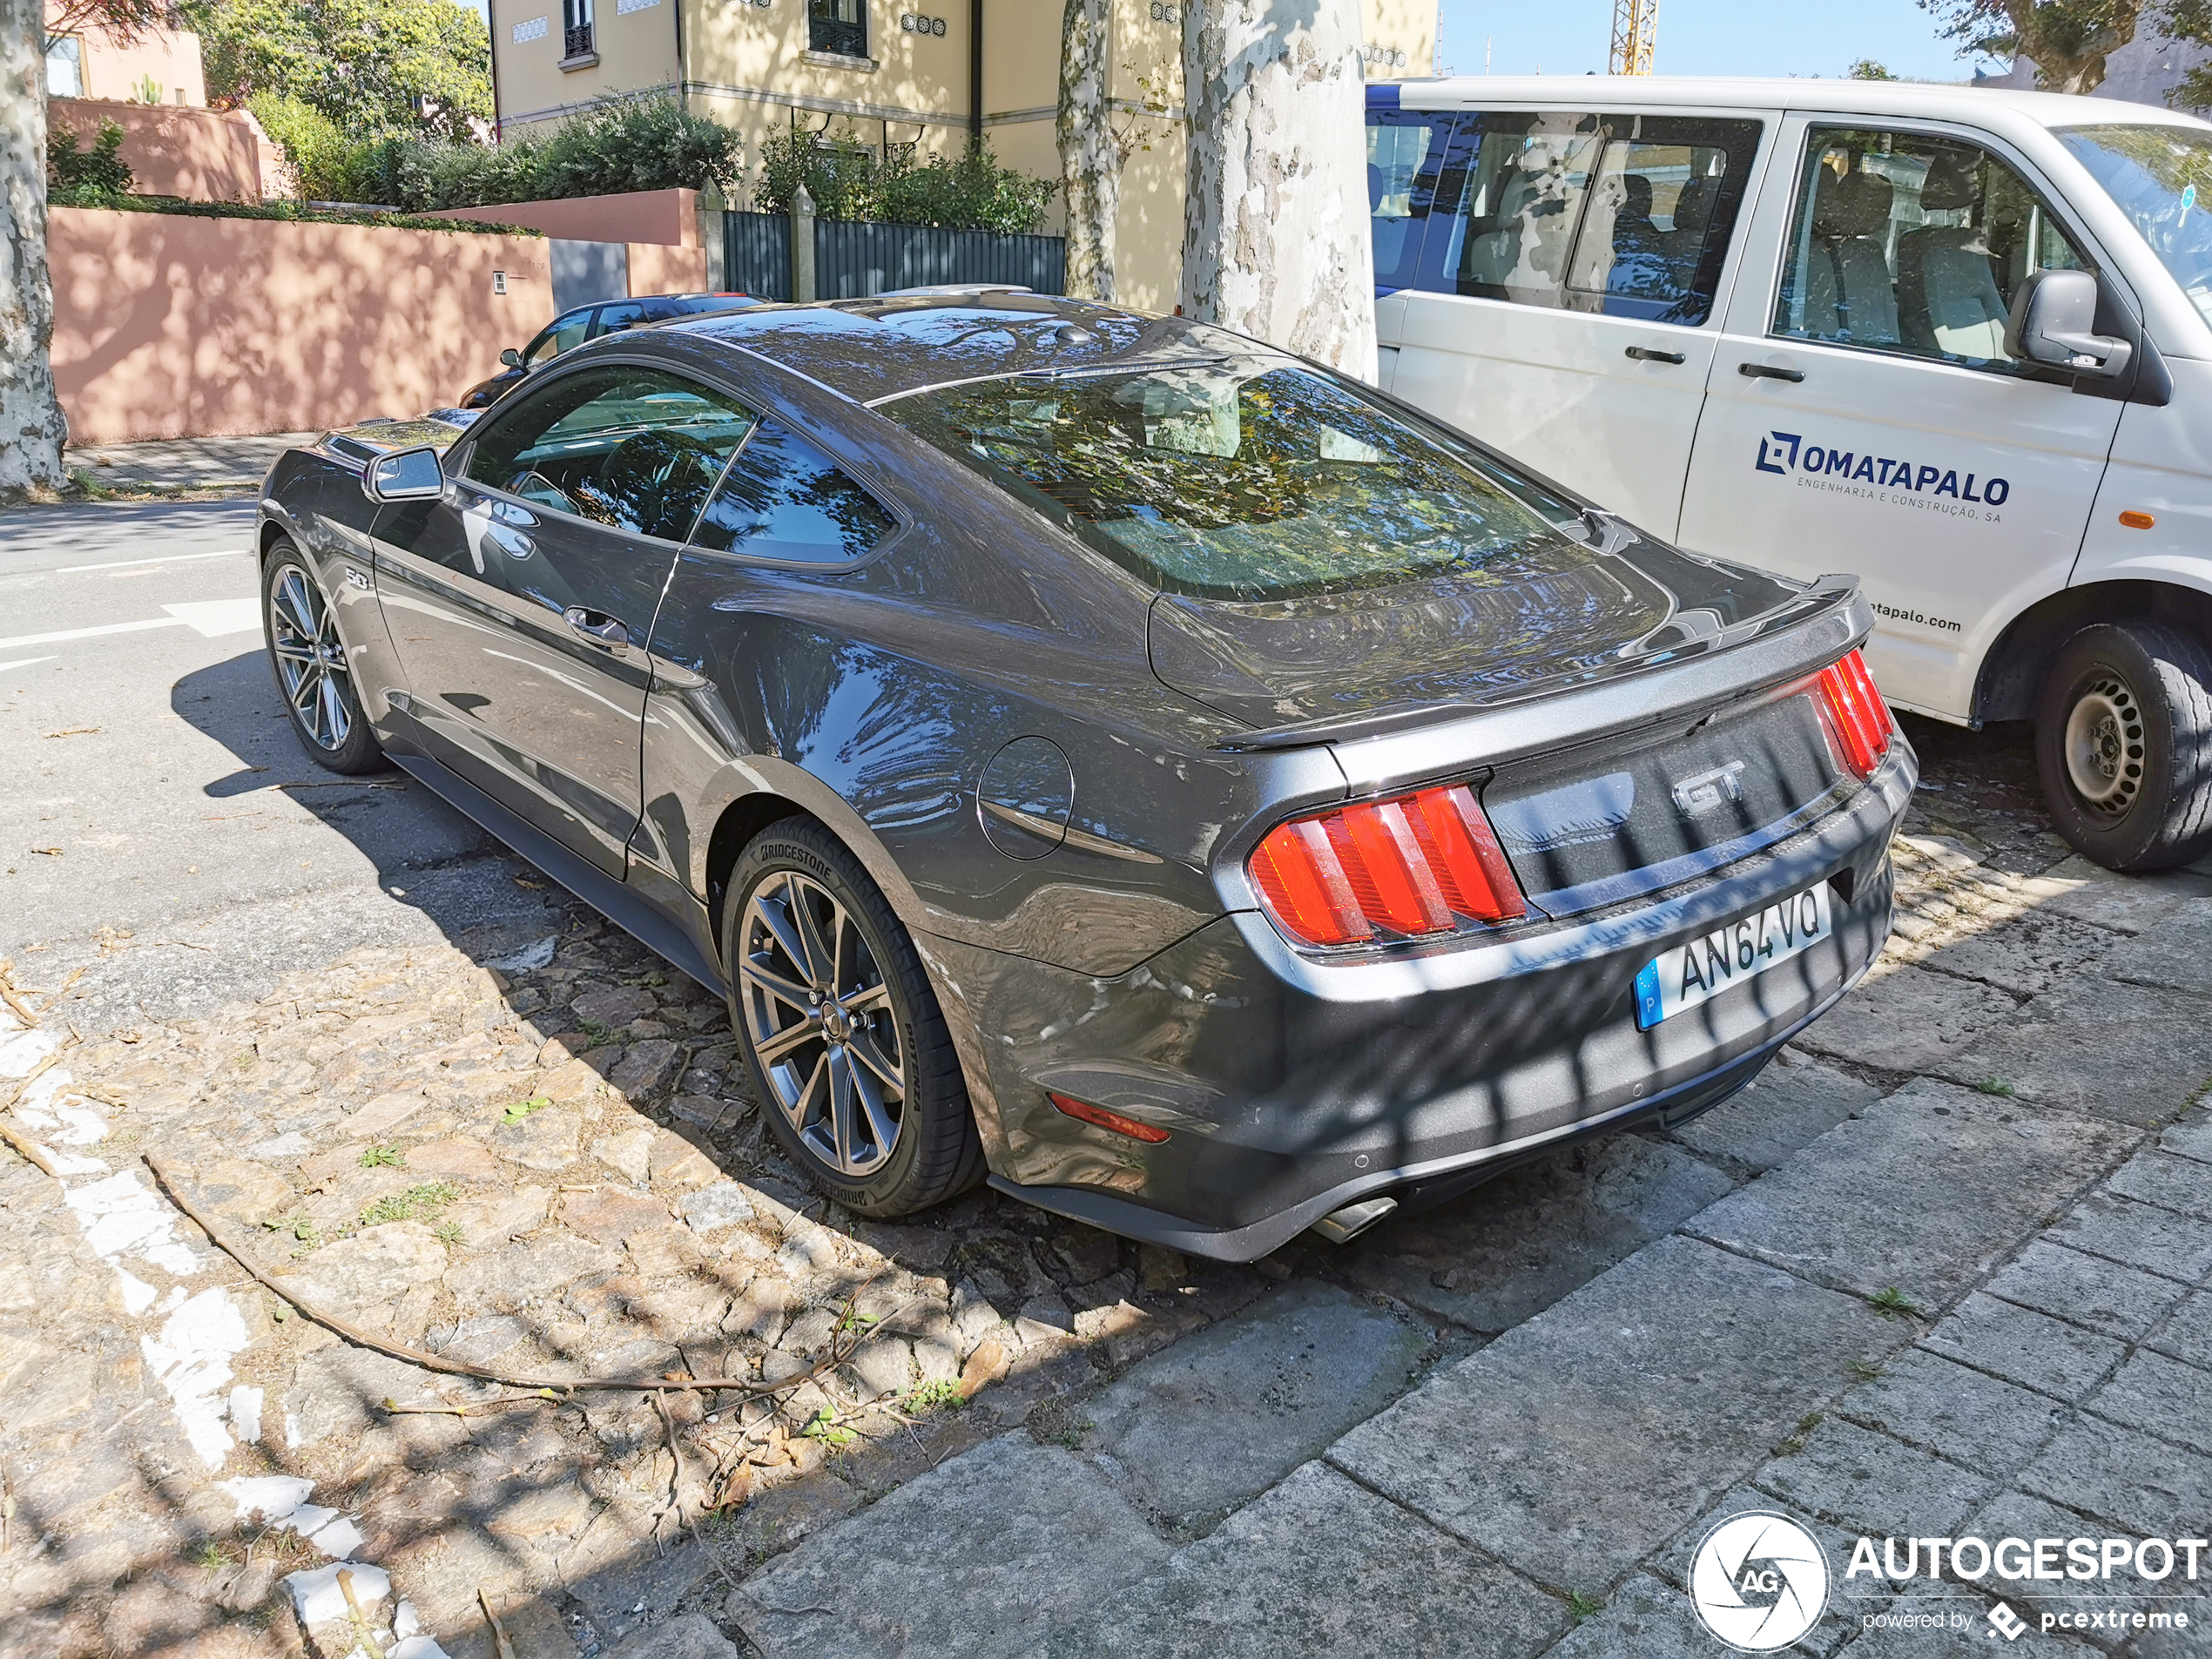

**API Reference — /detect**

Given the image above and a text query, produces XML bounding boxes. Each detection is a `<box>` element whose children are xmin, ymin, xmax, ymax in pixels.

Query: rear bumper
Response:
<box><xmin>933</xmin><ymin>738</ymin><xmax>1913</xmax><ymax>1262</ymax></box>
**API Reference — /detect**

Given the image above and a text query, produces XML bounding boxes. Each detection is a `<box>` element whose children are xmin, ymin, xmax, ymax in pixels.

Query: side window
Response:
<box><xmin>690</xmin><ymin>420</ymin><xmax>895</xmax><ymax>564</ymax></box>
<box><xmin>1773</xmin><ymin>128</ymin><xmax>2087</xmax><ymax>368</ymax></box>
<box><xmin>463</xmin><ymin>364</ymin><xmax>757</xmax><ymax>542</ymax></box>
<box><xmin>1417</xmin><ymin>111</ymin><xmax>1758</xmax><ymax>325</ymax></box>
<box><xmin>595</xmin><ymin>301</ymin><xmax>647</xmax><ymax>337</ymax></box>
<box><xmin>525</xmin><ymin>309</ymin><xmax>594</xmax><ymax>367</ymax></box>
<box><xmin>1367</xmin><ymin>109</ymin><xmax>1462</xmax><ymax>293</ymax></box>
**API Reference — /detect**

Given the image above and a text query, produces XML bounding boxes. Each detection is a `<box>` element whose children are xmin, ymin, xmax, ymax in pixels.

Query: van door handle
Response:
<box><xmin>563</xmin><ymin>607</ymin><xmax>631</xmax><ymax>649</ymax></box>
<box><xmin>1625</xmin><ymin>346</ymin><xmax>1685</xmax><ymax>364</ymax></box>
<box><xmin>1739</xmin><ymin>362</ymin><xmax>1806</xmax><ymax>382</ymax></box>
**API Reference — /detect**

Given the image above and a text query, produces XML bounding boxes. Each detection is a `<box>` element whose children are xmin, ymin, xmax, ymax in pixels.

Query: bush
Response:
<box><xmin>250</xmin><ymin>90</ymin><xmax>739</xmax><ymax>213</ymax></box>
<box><xmin>48</xmin><ymin>118</ymin><xmax>134</xmax><ymax>206</ymax></box>
<box><xmin>756</xmin><ymin>132</ymin><xmax>1057</xmax><ymax>233</ymax></box>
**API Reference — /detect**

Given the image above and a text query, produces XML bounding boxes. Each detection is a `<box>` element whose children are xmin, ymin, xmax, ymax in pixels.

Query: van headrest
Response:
<box><xmin>1814</xmin><ymin>168</ymin><xmax>1894</xmax><ymax>239</ymax></box>
<box><xmin>1918</xmin><ymin>152</ymin><xmax>1979</xmax><ymax>212</ymax></box>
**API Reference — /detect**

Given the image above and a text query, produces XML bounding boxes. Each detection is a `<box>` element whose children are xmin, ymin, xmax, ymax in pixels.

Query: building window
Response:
<box><xmin>45</xmin><ymin>35</ymin><xmax>82</xmax><ymax>98</ymax></box>
<box><xmin>563</xmin><ymin>0</ymin><xmax>594</xmax><ymax>58</ymax></box>
<box><xmin>809</xmin><ymin>0</ymin><xmax>867</xmax><ymax>58</ymax></box>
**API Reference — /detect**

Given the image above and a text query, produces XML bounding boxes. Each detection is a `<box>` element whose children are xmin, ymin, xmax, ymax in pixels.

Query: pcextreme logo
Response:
<box><xmin>1753</xmin><ymin>429</ymin><xmax>2012</xmax><ymax>512</ymax></box>
<box><xmin>1689</xmin><ymin>1511</ymin><xmax>1831</xmax><ymax>1651</ymax></box>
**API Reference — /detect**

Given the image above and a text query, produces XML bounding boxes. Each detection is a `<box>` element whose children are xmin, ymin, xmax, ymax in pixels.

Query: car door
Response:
<box><xmin>1378</xmin><ymin>103</ymin><xmax>1769</xmax><ymax>539</ymax></box>
<box><xmin>1677</xmin><ymin>116</ymin><xmax>2124</xmax><ymax>720</ymax></box>
<box><xmin>371</xmin><ymin>360</ymin><xmax>758</xmax><ymax>874</ymax></box>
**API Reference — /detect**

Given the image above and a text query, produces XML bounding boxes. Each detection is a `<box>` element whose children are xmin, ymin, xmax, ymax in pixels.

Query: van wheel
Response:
<box><xmin>2036</xmin><ymin>620</ymin><xmax>2212</xmax><ymax>872</ymax></box>
<box><xmin>724</xmin><ymin>818</ymin><xmax>984</xmax><ymax>1217</ymax></box>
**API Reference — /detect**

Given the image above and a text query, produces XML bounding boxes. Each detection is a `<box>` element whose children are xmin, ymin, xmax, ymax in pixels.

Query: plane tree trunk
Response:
<box><xmin>1057</xmin><ymin>0</ymin><xmax>1118</xmax><ymax>300</ymax></box>
<box><xmin>0</xmin><ymin>0</ymin><xmax>66</xmax><ymax>494</ymax></box>
<box><xmin>1178</xmin><ymin>0</ymin><xmax>1375</xmax><ymax>378</ymax></box>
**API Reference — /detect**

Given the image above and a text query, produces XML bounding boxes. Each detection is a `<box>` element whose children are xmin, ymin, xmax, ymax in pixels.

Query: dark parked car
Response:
<box><xmin>457</xmin><ymin>292</ymin><xmax>759</xmax><ymax>409</ymax></box>
<box><xmin>259</xmin><ymin>292</ymin><xmax>1913</xmax><ymax>1259</ymax></box>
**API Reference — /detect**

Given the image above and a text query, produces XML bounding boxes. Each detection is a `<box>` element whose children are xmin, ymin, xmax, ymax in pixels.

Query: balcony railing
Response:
<box><xmin>563</xmin><ymin>21</ymin><xmax>594</xmax><ymax>57</ymax></box>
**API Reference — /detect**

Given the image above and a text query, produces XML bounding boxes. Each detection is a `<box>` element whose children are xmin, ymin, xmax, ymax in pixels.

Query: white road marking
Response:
<box><xmin>0</xmin><ymin>617</ymin><xmax>185</xmax><ymax>651</ymax></box>
<box><xmin>55</xmin><ymin>549</ymin><xmax>249</xmax><ymax>574</ymax></box>
<box><xmin>162</xmin><ymin>597</ymin><xmax>263</xmax><ymax>637</ymax></box>
<box><xmin>0</xmin><ymin>656</ymin><xmax>57</xmax><ymax>672</ymax></box>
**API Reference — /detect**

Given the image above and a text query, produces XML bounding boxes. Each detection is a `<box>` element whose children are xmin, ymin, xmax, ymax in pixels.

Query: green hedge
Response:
<box><xmin>45</xmin><ymin>188</ymin><xmax>540</xmax><ymax>237</ymax></box>
<box><xmin>754</xmin><ymin>132</ymin><xmax>1057</xmax><ymax>234</ymax></box>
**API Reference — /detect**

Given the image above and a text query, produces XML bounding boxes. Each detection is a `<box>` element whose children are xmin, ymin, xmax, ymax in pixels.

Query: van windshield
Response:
<box><xmin>880</xmin><ymin>360</ymin><xmax>1584</xmax><ymax>600</ymax></box>
<box><xmin>2057</xmin><ymin>125</ymin><xmax>2212</xmax><ymax>327</ymax></box>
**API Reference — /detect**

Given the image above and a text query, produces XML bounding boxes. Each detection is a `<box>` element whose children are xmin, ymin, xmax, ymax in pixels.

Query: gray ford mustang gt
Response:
<box><xmin>256</xmin><ymin>290</ymin><xmax>1913</xmax><ymax>1260</ymax></box>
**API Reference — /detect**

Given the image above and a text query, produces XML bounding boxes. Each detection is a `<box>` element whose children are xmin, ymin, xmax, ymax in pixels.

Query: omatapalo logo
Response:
<box><xmin>1754</xmin><ymin>429</ymin><xmax>2010</xmax><ymax>505</ymax></box>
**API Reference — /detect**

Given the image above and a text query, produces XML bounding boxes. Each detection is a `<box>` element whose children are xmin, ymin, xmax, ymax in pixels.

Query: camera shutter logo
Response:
<box><xmin>1688</xmin><ymin>1512</ymin><xmax>1831</xmax><ymax>1651</ymax></box>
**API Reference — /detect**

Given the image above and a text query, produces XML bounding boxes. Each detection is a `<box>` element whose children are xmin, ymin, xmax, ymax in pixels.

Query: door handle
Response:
<box><xmin>1625</xmin><ymin>345</ymin><xmax>1686</xmax><ymax>364</ymax></box>
<box><xmin>563</xmin><ymin>606</ymin><xmax>631</xmax><ymax>649</ymax></box>
<box><xmin>1738</xmin><ymin>361</ymin><xmax>1806</xmax><ymax>382</ymax></box>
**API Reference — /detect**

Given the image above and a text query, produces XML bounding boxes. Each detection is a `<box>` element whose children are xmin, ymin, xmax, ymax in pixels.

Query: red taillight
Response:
<box><xmin>1247</xmin><ymin>782</ymin><xmax>1527</xmax><ymax>948</ymax></box>
<box><xmin>1815</xmin><ymin>650</ymin><xmax>1893</xmax><ymax>778</ymax></box>
<box><xmin>1049</xmin><ymin>1091</ymin><xmax>1170</xmax><ymax>1143</ymax></box>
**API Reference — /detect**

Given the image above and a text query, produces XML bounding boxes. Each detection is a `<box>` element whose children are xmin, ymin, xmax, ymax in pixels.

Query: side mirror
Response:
<box><xmin>2006</xmin><ymin>268</ymin><xmax>2132</xmax><ymax>379</ymax></box>
<box><xmin>499</xmin><ymin>347</ymin><xmax>523</xmax><ymax>368</ymax></box>
<box><xmin>362</xmin><ymin>445</ymin><xmax>447</xmax><ymax>502</ymax></box>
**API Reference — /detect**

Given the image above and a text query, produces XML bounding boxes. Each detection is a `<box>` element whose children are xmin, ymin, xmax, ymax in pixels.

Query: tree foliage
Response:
<box><xmin>255</xmin><ymin>92</ymin><xmax>741</xmax><ymax>211</ymax></box>
<box><xmin>755</xmin><ymin>131</ymin><xmax>1056</xmax><ymax>233</ymax></box>
<box><xmin>1846</xmin><ymin>57</ymin><xmax>1899</xmax><ymax>77</ymax></box>
<box><xmin>43</xmin><ymin>0</ymin><xmax>164</xmax><ymax>42</ymax></box>
<box><xmin>189</xmin><ymin>0</ymin><xmax>491</xmax><ymax>141</ymax></box>
<box><xmin>1919</xmin><ymin>0</ymin><xmax>2140</xmax><ymax>93</ymax></box>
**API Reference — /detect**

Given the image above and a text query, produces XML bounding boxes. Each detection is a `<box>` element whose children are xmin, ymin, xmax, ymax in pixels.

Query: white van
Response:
<box><xmin>1367</xmin><ymin>77</ymin><xmax>2212</xmax><ymax>871</ymax></box>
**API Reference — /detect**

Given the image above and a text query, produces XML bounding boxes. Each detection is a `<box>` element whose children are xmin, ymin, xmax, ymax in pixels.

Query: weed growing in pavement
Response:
<box><xmin>502</xmin><ymin>1096</ymin><xmax>552</xmax><ymax>1124</ymax></box>
<box><xmin>835</xmin><ymin>1306</ymin><xmax>880</xmax><ymax>1338</ymax></box>
<box><xmin>1976</xmin><ymin>1077</ymin><xmax>2017</xmax><ymax>1097</ymax></box>
<box><xmin>577</xmin><ymin>1018</ymin><xmax>618</xmax><ymax>1049</ymax></box>
<box><xmin>194</xmin><ymin>1539</ymin><xmax>231</xmax><ymax>1570</ymax></box>
<box><xmin>900</xmin><ymin>1379</ymin><xmax>966</xmax><ymax>1414</ymax></box>
<box><xmin>359</xmin><ymin>1144</ymin><xmax>403</xmax><ymax>1168</ymax></box>
<box><xmin>1774</xmin><ymin>1412</ymin><xmax>1823</xmax><ymax>1456</ymax></box>
<box><xmin>264</xmin><ymin>1211</ymin><xmax>324</xmax><ymax>1254</ymax></box>
<box><xmin>1850</xmin><ymin>1359</ymin><xmax>1882</xmax><ymax>1381</ymax></box>
<box><xmin>1566</xmin><ymin>1591</ymin><xmax>1603</xmax><ymax>1622</ymax></box>
<box><xmin>799</xmin><ymin>1408</ymin><xmax>858</xmax><ymax>1448</ymax></box>
<box><xmin>1870</xmin><ymin>1286</ymin><xmax>1919</xmax><ymax>1318</ymax></box>
<box><xmin>358</xmin><ymin>1182</ymin><xmax>460</xmax><ymax>1228</ymax></box>
<box><xmin>433</xmin><ymin>1220</ymin><xmax>464</xmax><ymax>1245</ymax></box>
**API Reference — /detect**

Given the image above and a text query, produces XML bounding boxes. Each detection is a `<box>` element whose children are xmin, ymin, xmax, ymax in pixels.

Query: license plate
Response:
<box><xmin>1634</xmin><ymin>883</ymin><xmax>1834</xmax><ymax>1029</ymax></box>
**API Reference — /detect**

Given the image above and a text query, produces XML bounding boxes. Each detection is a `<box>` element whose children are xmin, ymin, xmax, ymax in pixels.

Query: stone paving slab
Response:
<box><xmin>64</xmin><ymin>431</ymin><xmax>319</xmax><ymax>489</ymax></box>
<box><xmin>1929</xmin><ymin>975</ymin><xmax>2212</xmax><ymax>1126</ymax></box>
<box><xmin>1789</xmin><ymin>965</ymin><xmax>2020</xmax><ymax>1076</ymax></box>
<box><xmin>1669</xmin><ymin>1051</ymin><xmax>1883</xmax><ymax>1174</ymax></box>
<box><xmin>1919</xmin><ymin>1291</ymin><xmax>2128</xmax><ymax>1401</ymax></box>
<box><xmin>1327</xmin><ymin>1234</ymin><xmax>1898</xmax><ymax>1594</ymax></box>
<box><xmin>1072</xmin><ymin>1280</ymin><xmax>1427</xmax><ymax>1529</ymax></box>
<box><xmin>1036</xmin><ymin>1460</ymin><xmax>1565</xmax><ymax>1659</ymax></box>
<box><xmin>1831</xmin><ymin>1348</ymin><xmax>2069</xmax><ymax>1476</ymax></box>
<box><xmin>1752</xmin><ymin>1416</ymin><xmax>1993</xmax><ymax>1538</ymax></box>
<box><xmin>728</xmin><ymin>1434</ymin><xmax>1170</xmax><ymax>1659</ymax></box>
<box><xmin>1683</xmin><ymin>1077</ymin><xmax>2134</xmax><ymax>1307</ymax></box>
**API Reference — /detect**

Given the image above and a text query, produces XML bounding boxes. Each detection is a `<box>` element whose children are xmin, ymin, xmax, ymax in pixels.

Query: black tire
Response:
<box><xmin>2035</xmin><ymin>619</ymin><xmax>2212</xmax><ymax>872</ymax></box>
<box><xmin>262</xmin><ymin>542</ymin><xmax>385</xmax><ymax>775</ymax></box>
<box><xmin>724</xmin><ymin>817</ymin><xmax>983</xmax><ymax>1216</ymax></box>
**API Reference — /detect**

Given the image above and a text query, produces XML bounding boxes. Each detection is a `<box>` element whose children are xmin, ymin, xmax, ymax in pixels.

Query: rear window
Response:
<box><xmin>880</xmin><ymin>361</ymin><xmax>1583</xmax><ymax>600</ymax></box>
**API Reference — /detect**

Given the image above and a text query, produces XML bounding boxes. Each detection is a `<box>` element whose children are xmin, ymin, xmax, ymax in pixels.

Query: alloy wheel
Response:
<box><xmin>2062</xmin><ymin>671</ymin><xmax>2146</xmax><ymax>817</ymax></box>
<box><xmin>269</xmin><ymin>565</ymin><xmax>352</xmax><ymax>752</ymax></box>
<box><xmin>738</xmin><ymin>869</ymin><xmax>907</xmax><ymax>1177</ymax></box>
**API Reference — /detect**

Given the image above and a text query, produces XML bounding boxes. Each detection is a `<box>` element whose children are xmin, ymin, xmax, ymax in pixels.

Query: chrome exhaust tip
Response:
<box><xmin>1309</xmin><ymin>1196</ymin><xmax>1397</xmax><ymax>1245</ymax></box>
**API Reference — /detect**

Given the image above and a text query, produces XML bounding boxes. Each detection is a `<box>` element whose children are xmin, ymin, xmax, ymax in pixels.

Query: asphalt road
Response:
<box><xmin>0</xmin><ymin>499</ymin><xmax>561</xmax><ymax>1034</ymax></box>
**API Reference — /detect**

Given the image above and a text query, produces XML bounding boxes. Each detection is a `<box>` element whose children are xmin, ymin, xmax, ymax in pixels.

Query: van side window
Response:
<box><xmin>1411</xmin><ymin>112</ymin><xmax>1760</xmax><ymax>325</ymax></box>
<box><xmin>1368</xmin><ymin>109</ymin><xmax>1462</xmax><ymax>293</ymax></box>
<box><xmin>1772</xmin><ymin>128</ymin><xmax>2087</xmax><ymax>369</ymax></box>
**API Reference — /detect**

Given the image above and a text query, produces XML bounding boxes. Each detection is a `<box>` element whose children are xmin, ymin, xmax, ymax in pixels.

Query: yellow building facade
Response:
<box><xmin>488</xmin><ymin>0</ymin><xmax>1433</xmax><ymax>311</ymax></box>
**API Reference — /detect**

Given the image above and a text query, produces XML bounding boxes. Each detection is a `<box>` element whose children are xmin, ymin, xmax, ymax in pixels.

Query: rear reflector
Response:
<box><xmin>1815</xmin><ymin>650</ymin><xmax>1893</xmax><ymax>779</ymax></box>
<box><xmin>1248</xmin><ymin>783</ymin><xmax>1527</xmax><ymax>948</ymax></box>
<box><xmin>1049</xmin><ymin>1091</ymin><xmax>1170</xmax><ymax>1143</ymax></box>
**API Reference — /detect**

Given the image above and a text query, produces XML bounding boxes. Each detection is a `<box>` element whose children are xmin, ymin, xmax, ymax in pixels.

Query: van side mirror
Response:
<box><xmin>362</xmin><ymin>446</ymin><xmax>447</xmax><ymax>502</ymax></box>
<box><xmin>500</xmin><ymin>347</ymin><xmax>523</xmax><ymax>368</ymax></box>
<box><xmin>2006</xmin><ymin>269</ymin><xmax>2132</xmax><ymax>380</ymax></box>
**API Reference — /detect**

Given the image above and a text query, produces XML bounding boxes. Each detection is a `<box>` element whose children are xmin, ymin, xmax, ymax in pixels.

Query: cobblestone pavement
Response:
<box><xmin>4</xmin><ymin>714</ymin><xmax>2211</xmax><ymax>1658</ymax></box>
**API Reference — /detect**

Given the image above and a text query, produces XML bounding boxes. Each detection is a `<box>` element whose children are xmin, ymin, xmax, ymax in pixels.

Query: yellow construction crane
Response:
<box><xmin>1609</xmin><ymin>0</ymin><xmax>1657</xmax><ymax>75</ymax></box>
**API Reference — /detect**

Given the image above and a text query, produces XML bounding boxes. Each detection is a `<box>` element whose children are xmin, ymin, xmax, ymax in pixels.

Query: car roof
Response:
<box><xmin>663</xmin><ymin>291</ymin><xmax>1258</xmax><ymax>403</ymax></box>
<box><xmin>1383</xmin><ymin>74</ymin><xmax>2212</xmax><ymax>133</ymax></box>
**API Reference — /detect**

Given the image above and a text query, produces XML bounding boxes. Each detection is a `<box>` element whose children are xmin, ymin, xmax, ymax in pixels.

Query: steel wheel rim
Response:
<box><xmin>739</xmin><ymin>869</ymin><xmax>906</xmax><ymax>1178</ymax></box>
<box><xmin>2063</xmin><ymin>673</ymin><xmax>2144</xmax><ymax>816</ymax></box>
<box><xmin>269</xmin><ymin>565</ymin><xmax>351</xmax><ymax>752</ymax></box>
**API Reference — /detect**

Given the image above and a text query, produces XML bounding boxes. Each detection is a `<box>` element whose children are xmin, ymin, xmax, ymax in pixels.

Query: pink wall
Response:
<box><xmin>49</xmin><ymin>98</ymin><xmax>264</xmax><ymax>204</ymax></box>
<box><xmin>626</xmin><ymin>241</ymin><xmax>710</xmax><ymax>296</ymax></box>
<box><xmin>50</xmin><ymin>207</ymin><xmax>553</xmax><ymax>444</ymax></box>
<box><xmin>44</xmin><ymin>6</ymin><xmax>209</xmax><ymax>105</ymax></box>
<box><xmin>424</xmin><ymin>188</ymin><xmax>699</xmax><ymax>248</ymax></box>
